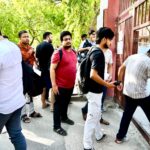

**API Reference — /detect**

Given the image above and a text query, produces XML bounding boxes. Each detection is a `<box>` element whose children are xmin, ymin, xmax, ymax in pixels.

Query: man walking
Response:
<box><xmin>36</xmin><ymin>32</ymin><xmax>54</xmax><ymax>109</ymax></box>
<box><xmin>83</xmin><ymin>27</ymin><xmax>115</xmax><ymax>150</ymax></box>
<box><xmin>0</xmin><ymin>32</ymin><xmax>27</xmax><ymax>150</ymax></box>
<box><xmin>50</xmin><ymin>31</ymin><xmax>77</xmax><ymax>136</ymax></box>
<box><xmin>115</xmin><ymin>49</ymin><xmax>150</xmax><ymax>144</ymax></box>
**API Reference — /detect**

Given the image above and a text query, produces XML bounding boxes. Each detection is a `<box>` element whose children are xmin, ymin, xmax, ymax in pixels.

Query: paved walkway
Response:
<box><xmin>0</xmin><ymin>97</ymin><xmax>149</xmax><ymax>150</ymax></box>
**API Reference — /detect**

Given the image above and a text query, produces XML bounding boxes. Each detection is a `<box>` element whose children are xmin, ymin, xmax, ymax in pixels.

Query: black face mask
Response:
<box><xmin>63</xmin><ymin>45</ymin><xmax>71</xmax><ymax>49</ymax></box>
<box><xmin>104</xmin><ymin>43</ymin><xmax>109</xmax><ymax>49</ymax></box>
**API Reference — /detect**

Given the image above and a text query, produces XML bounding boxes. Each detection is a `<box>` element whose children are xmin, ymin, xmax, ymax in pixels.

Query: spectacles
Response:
<box><xmin>63</xmin><ymin>38</ymin><xmax>71</xmax><ymax>41</ymax></box>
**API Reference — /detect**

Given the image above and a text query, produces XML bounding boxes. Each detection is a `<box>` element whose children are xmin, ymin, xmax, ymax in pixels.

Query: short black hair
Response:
<box><xmin>88</xmin><ymin>29</ymin><xmax>95</xmax><ymax>35</ymax></box>
<box><xmin>81</xmin><ymin>34</ymin><xmax>87</xmax><ymax>39</ymax></box>
<box><xmin>18</xmin><ymin>30</ymin><xmax>28</xmax><ymax>38</ymax></box>
<box><xmin>147</xmin><ymin>49</ymin><xmax>150</xmax><ymax>54</ymax></box>
<box><xmin>60</xmin><ymin>31</ymin><xmax>72</xmax><ymax>42</ymax></box>
<box><xmin>43</xmin><ymin>32</ymin><xmax>52</xmax><ymax>40</ymax></box>
<box><xmin>96</xmin><ymin>27</ymin><xmax>114</xmax><ymax>44</ymax></box>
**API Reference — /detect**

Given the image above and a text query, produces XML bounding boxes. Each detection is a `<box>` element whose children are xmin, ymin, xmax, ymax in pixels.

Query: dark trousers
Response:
<box><xmin>116</xmin><ymin>95</ymin><xmax>150</xmax><ymax>140</ymax></box>
<box><xmin>53</xmin><ymin>87</ymin><xmax>73</xmax><ymax>129</ymax></box>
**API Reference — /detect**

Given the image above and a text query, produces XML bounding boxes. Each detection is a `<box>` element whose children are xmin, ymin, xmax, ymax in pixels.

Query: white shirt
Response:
<box><xmin>0</xmin><ymin>39</ymin><xmax>25</xmax><ymax>114</ymax></box>
<box><xmin>103</xmin><ymin>49</ymin><xmax>113</xmax><ymax>80</ymax></box>
<box><xmin>123</xmin><ymin>53</ymin><xmax>150</xmax><ymax>99</ymax></box>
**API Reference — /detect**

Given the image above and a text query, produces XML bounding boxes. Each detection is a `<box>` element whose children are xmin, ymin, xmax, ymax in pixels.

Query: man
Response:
<box><xmin>36</xmin><ymin>32</ymin><xmax>54</xmax><ymax>109</ymax></box>
<box><xmin>115</xmin><ymin>49</ymin><xmax>150</xmax><ymax>144</ymax></box>
<box><xmin>81</xmin><ymin>30</ymin><xmax>111</xmax><ymax>126</ymax></box>
<box><xmin>0</xmin><ymin>32</ymin><xmax>27</xmax><ymax>149</ymax></box>
<box><xmin>50</xmin><ymin>31</ymin><xmax>77</xmax><ymax>136</ymax></box>
<box><xmin>83</xmin><ymin>27</ymin><xmax>115</xmax><ymax>150</ymax></box>
<box><xmin>78</xmin><ymin>30</ymin><xmax>96</xmax><ymax>63</ymax></box>
<box><xmin>80</xmin><ymin>30</ymin><xmax>96</xmax><ymax>118</ymax></box>
<box><xmin>18</xmin><ymin>30</ymin><xmax>42</xmax><ymax>123</ymax></box>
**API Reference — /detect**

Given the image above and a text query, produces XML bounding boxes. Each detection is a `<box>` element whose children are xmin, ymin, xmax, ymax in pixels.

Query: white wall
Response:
<box><xmin>97</xmin><ymin>0</ymin><xmax>108</xmax><ymax>30</ymax></box>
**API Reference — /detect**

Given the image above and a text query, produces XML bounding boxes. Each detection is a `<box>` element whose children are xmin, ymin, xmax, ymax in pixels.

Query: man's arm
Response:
<box><xmin>117</xmin><ymin>64</ymin><xmax>126</xmax><ymax>91</ymax></box>
<box><xmin>77</xmin><ymin>47</ymin><xmax>90</xmax><ymax>53</ymax></box>
<box><xmin>118</xmin><ymin>64</ymin><xmax>126</xmax><ymax>81</ymax></box>
<box><xmin>50</xmin><ymin>63</ymin><xmax>59</xmax><ymax>95</ymax></box>
<box><xmin>90</xmin><ymin>69</ymin><xmax>115</xmax><ymax>88</ymax></box>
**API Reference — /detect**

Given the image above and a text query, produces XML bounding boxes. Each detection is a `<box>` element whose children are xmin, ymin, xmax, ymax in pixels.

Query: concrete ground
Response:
<box><xmin>0</xmin><ymin>96</ymin><xmax>150</xmax><ymax>150</ymax></box>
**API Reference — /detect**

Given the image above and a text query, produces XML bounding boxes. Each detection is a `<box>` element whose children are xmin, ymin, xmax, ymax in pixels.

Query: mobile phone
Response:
<box><xmin>114</xmin><ymin>81</ymin><xmax>121</xmax><ymax>86</ymax></box>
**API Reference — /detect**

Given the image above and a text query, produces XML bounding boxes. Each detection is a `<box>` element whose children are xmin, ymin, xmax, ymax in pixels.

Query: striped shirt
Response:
<box><xmin>123</xmin><ymin>53</ymin><xmax>150</xmax><ymax>99</ymax></box>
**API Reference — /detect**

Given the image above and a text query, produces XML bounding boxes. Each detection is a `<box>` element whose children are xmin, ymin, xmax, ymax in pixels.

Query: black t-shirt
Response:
<box><xmin>88</xmin><ymin>48</ymin><xmax>105</xmax><ymax>93</ymax></box>
<box><xmin>36</xmin><ymin>41</ymin><xmax>54</xmax><ymax>72</ymax></box>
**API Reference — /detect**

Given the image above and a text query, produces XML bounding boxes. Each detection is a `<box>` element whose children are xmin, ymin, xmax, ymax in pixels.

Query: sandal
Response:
<box><xmin>21</xmin><ymin>115</ymin><xmax>31</xmax><ymax>123</ymax></box>
<box><xmin>53</xmin><ymin>128</ymin><xmax>67</xmax><ymax>136</ymax></box>
<box><xmin>29</xmin><ymin>111</ymin><xmax>42</xmax><ymax>118</ymax></box>
<box><xmin>100</xmin><ymin>118</ymin><xmax>110</xmax><ymax>125</ymax></box>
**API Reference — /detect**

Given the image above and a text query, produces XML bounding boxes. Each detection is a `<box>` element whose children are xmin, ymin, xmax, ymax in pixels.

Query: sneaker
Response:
<box><xmin>96</xmin><ymin>134</ymin><xmax>106</xmax><ymax>142</ymax></box>
<box><xmin>61</xmin><ymin>118</ymin><xmax>74</xmax><ymax>125</ymax></box>
<box><xmin>115</xmin><ymin>136</ymin><xmax>128</xmax><ymax>144</ymax></box>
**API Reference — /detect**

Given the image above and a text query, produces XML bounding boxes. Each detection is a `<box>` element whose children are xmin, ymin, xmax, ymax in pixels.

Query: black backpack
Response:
<box><xmin>83</xmin><ymin>39</ymin><xmax>92</xmax><ymax>48</ymax></box>
<box><xmin>78</xmin><ymin>47</ymin><xmax>100</xmax><ymax>94</ymax></box>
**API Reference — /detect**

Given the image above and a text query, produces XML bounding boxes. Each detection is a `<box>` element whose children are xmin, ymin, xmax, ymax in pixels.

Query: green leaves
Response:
<box><xmin>0</xmin><ymin>0</ymin><xmax>100</xmax><ymax>48</ymax></box>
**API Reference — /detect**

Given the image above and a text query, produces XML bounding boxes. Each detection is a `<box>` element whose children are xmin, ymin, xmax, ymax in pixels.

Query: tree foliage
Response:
<box><xmin>0</xmin><ymin>0</ymin><xmax>100</xmax><ymax>48</ymax></box>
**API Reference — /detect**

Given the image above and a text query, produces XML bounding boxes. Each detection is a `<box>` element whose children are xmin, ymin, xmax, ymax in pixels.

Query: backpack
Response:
<box><xmin>78</xmin><ymin>47</ymin><xmax>100</xmax><ymax>94</ymax></box>
<box><xmin>77</xmin><ymin>39</ymin><xmax>92</xmax><ymax>63</ymax></box>
<box><xmin>83</xmin><ymin>39</ymin><xmax>92</xmax><ymax>48</ymax></box>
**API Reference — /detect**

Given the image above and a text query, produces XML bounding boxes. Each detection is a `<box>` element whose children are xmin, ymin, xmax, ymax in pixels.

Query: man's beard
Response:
<box><xmin>103</xmin><ymin>43</ymin><xmax>109</xmax><ymax>49</ymax></box>
<box><xmin>48</xmin><ymin>39</ymin><xmax>52</xmax><ymax>43</ymax></box>
<box><xmin>22</xmin><ymin>42</ymin><xmax>29</xmax><ymax>45</ymax></box>
<box><xmin>63</xmin><ymin>45</ymin><xmax>71</xmax><ymax>49</ymax></box>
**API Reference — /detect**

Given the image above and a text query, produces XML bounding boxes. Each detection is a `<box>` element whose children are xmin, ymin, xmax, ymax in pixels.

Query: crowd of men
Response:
<box><xmin>0</xmin><ymin>27</ymin><xmax>150</xmax><ymax>150</ymax></box>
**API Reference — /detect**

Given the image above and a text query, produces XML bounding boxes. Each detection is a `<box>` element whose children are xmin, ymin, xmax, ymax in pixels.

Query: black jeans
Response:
<box><xmin>116</xmin><ymin>95</ymin><xmax>150</xmax><ymax>140</ymax></box>
<box><xmin>53</xmin><ymin>87</ymin><xmax>73</xmax><ymax>129</ymax></box>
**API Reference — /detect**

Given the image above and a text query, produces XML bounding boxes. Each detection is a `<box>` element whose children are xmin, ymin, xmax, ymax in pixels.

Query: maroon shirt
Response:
<box><xmin>51</xmin><ymin>48</ymin><xmax>77</xmax><ymax>88</ymax></box>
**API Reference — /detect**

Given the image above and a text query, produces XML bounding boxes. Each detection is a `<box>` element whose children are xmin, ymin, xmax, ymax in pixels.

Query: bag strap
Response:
<box><xmin>58</xmin><ymin>48</ymin><xmax>76</xmax><ymax>62</ymax></box>
<box><xmin>58</xmin><ymin>49</ymin><xmax>63</xmax><ymax>61</ymax></box>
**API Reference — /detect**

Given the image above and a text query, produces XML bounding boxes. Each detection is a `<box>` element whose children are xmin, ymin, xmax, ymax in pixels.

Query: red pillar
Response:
<box><xmin>103</xmin><ymin>0</ymin><xmax>120</xmax><ymax>97</ymax></box>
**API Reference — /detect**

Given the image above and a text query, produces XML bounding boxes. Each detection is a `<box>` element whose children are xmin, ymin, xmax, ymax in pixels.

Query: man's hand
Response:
<box><xmin>106</xmin><ymin>82</ymin><xmax>115</xmax><ymax>88</ymax></box>
<box><xmin>52</xmin><ymin>84</ymin><xmax>59</xmax><ymax>95</ymax></box>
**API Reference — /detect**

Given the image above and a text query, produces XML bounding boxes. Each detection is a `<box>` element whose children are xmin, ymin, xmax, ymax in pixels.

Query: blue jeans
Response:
<box><xmin>0</xmin><ymin>107</ymin><xmax>27</xmax><ymax>150</ymax></box>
